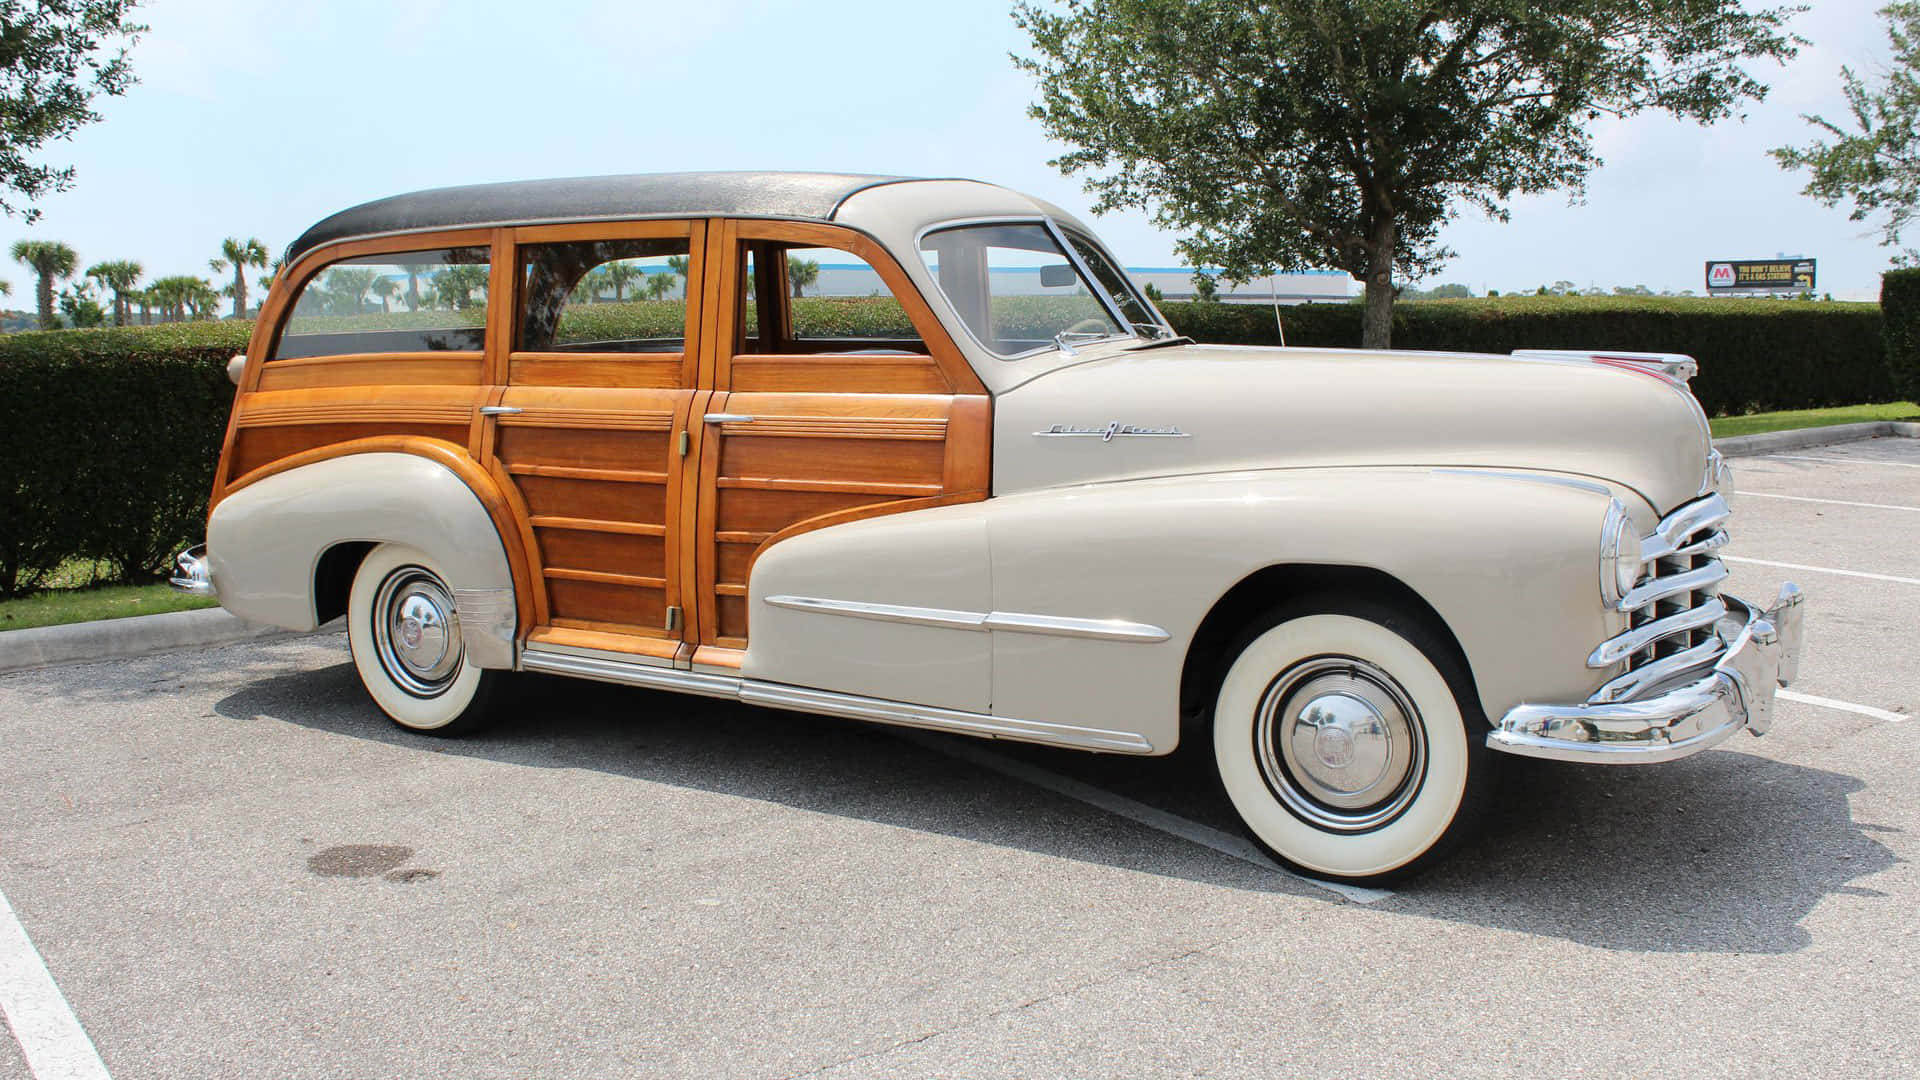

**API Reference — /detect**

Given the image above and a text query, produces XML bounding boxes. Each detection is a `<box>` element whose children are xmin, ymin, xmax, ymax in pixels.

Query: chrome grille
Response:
<box><xmin>1590</xmin><ymin>493</ymin><xmax>1731</xmax><ymax>703</ymax></box>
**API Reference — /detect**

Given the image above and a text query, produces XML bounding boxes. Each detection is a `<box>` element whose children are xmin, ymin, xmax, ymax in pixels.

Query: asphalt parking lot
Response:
<box><xmin>3</xmin><ymin>439</ymin><xmax>1918</xmax><ymax>1079</ymax></box>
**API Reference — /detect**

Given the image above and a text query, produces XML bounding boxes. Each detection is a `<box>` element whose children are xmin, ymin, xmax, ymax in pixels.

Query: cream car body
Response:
<box><xmin>175</xmin><ymin>172</ymin><xmax>1805</xmax><ymax>882</ymax></box>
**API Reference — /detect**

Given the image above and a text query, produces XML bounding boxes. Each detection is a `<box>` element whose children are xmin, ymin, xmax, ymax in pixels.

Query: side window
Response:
<box><xmin>517</xmin><ymin>238</ymin><xmax>692</xmax><ymax>353</ymax></box>
<box><xmin>734</xmin><ymin>240</ymin><xmax>926</xmax><ymax>356</ymax></box>
<box><xmin>780</xmin><ymin>246</ymin><xmax>921</xmax><ymax>346</ymax></box>
<box><xmin>273</xmin><ymin>247</ymin><xmax>490</xmax><ymax>360</ymax></box>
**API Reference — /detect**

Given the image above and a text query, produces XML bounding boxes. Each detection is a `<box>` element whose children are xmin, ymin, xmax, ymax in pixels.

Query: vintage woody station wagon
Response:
<box><xmin>174</xmin><ymin>172</ymin><xmax>1806</xmax><ymax>882</ymax></box>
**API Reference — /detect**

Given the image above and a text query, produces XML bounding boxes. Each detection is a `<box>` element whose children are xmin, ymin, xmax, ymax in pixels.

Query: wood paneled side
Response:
<box><xmin>726</xmin><ymin>354</ymin><xmax>948</xmax><ymax>394</ymax></box>
<box><xmin>494</xmin><ymin>385</ymin><xmax>686</xmax><ymax>636</ymax></box>
<box><xmin>253</xmin><ymin>353</ymin><xmax>484</xmax><ymax>391</ymax></box>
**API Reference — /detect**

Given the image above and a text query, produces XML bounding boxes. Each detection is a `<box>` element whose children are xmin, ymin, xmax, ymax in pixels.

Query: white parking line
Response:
<box><xmin>1722</xmin><ymin>555</ymin><xmax>1920</xmax><ymax>586</ymax></box>
<box><xmin>1737</xmin><ymin>491</ymin><xmax>1920</xmax><ymax>514</ymax></box>
<box><xmin>1778</xmin><ymin>690</ymin><xmax>1909</xmax><ymax>723</ymax></box>
<box><xmin>0</xmin><ymin>888</ymin><xmax>111</xmax><ymax>1080</ymax></box>
<box><xmin>895</xmin><ymin>731</ymin><xmax>1393</xmax><ymax>905</ymax></box>
<box><xmin>1760</xmin><ymin>454</ymin><xmax>1920</xmax><ymax>469</ymax></box>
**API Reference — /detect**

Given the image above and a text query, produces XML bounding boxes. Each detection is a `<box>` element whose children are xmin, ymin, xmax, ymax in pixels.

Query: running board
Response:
<box><xmin>518</xmin><ymin>645</ymin><xmax>1155</xmax><ymax>754</ymax></box>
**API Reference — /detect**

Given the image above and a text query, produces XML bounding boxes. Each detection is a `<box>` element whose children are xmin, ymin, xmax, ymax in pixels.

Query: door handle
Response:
<box><xmin>703</xmin><ymin>413</ymin><xmax>754</xmax><ymax>424</ymax></box>
<box><xmin>479</xmin><ymin>406</ymin><xmax>523</xmax><ymax>416</ymax></box>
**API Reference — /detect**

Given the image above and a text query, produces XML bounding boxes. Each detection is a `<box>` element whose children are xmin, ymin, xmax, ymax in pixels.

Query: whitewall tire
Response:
<box><xmin>1212</xmin><ymin>602</ymin><xmax>1493</xmax><ymax>883</ymax></box>
<box><xmin>347</xmin><ymin>543</ymin><xmax>499</xmax><ymax>735</ymax></box>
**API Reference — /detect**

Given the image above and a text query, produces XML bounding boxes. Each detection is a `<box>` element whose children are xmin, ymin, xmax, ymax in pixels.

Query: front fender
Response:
<box><xmin>983</xmin><ymin>468</ymin><xmax>1629</xmax><ymax>753</ymax></box>
<box><xmin>206</xmin><ymin>451</ymin><xmax>518</xmax><ymax>668</ymax></box>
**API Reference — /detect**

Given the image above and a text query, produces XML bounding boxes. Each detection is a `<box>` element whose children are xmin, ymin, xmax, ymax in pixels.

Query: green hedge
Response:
<box><xmin>1161</xmin><ymin>296</ymin><xmax>1893</xmax><ymax>417</ymax></box>
<box><xmin>1883</xmin><ymin>269</ymin><xmax>1920</xmax><ymax>401</ymax></box>
<box><xmin>0</xmin><ymin>322</ymin><xmax>246</xmax><ymax>596</ymax></box>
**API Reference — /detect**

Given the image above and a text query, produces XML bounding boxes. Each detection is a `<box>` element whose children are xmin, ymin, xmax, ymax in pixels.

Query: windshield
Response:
<box><xmin>918</xmin><ymin>222</ymin><xmax>1136</xmax><ymax>358</ymax></box>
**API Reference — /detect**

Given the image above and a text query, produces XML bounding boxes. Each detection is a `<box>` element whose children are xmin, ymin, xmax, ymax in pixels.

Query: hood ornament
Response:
<box><xmin>1035</xmin><ymin>422</ymin><xmax>1190</xmax><ymax>441</ymax></box>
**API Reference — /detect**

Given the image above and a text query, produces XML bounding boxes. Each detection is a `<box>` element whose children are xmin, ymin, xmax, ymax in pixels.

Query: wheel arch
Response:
<box><xmin>1178</xmin><ymin>563</ymin><xmax>1482</xmax><ymax>740</ymax></box>
<box><xmin>206</xmin><ymin>442</ymin><xmax>523</xmax><ymax>668</ymax></box>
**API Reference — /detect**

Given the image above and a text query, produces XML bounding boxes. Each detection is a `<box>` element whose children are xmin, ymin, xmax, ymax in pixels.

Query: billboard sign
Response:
<box><xmin>1705</xmin><ymin>258</ymin><xmax>1815</xmax><ymax>295</ymax></box>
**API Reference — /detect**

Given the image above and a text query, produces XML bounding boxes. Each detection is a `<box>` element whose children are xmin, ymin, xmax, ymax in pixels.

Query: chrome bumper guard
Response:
<box><xmin>169</xmin><ymin>545</ymin><xmax>216</xmax><ymax>597</ymax></box>
<box><xmin>1488</xmin><ymin>583</ymin><xmax>1805</xmax><ymax>764</ymax></box>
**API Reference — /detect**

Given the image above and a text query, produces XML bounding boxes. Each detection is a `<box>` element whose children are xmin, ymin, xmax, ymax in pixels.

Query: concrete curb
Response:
<box><xmin>0</xmin><ymin>607</ymin><xmax>304</xmax><ymax>676</ymax></box>
<box><xmin>1714</xmin><ymin>420</ymin><xmax>1920</xmax><ymax>458</ymax></box>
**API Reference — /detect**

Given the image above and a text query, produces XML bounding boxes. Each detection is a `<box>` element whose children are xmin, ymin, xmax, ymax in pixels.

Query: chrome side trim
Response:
<box><xmin>764</xmin><ymin>594</ymin><xmax>1170</xmax><ymax>643</ymax></box>
<box><xmin>518</xmin><ymin>644</ymin><xmax>1156</xmax><ymax>754</ymax></box>
<box><xmin>737</xmin><ymin>683</ymin><xmax>1155</xmax><ymax>754</ymax></box>
<box><xmin>451</xmin><ymin>586</ymin><xmax>516</xmax><ymax>669</ymax></box>
<box><xmin>1588</xmin><ymin>598</ymin><xmax>1727</xmax><ymax>668</ymax></box>
<box><xmin>520</xmin><ymin>649</ymin><xmax>741</xmax><ymax>699</ymax></box>
<box><xmin>703</xmin><ymin>413</ymin><xmax>755</xmax><ymax>424</ymax></box>
<box><xmin>764</xmin><ymin>595</ymin><xmax>986</xmax><ymax>630</ymax></box>
<box><xmin>478</xmin><ymin>405</ymin><xmax>523</xmax><ymax>416</ymax></box>
<box><xmin>982</xmin><ymin>611</ymin><xmax>1170</xmax><ymax>643</ymax></box>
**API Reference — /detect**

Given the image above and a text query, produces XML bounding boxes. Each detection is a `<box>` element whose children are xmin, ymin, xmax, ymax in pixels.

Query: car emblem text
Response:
<box><xmin>1034</xmin><ymin>422</ymin><xmax>1191</xmax><ymax>441</ymax></box>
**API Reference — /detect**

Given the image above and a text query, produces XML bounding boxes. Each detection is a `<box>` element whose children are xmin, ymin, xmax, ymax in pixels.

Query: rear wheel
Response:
<box><xmin>1211</xmin><ymin>599</ymin><xmax>1494</xmax><ymax>884</ymax></box>
<box><xmin>346</xmin><ymin>543</ymin><xmax>500</xmax><ymax>735</ymax></box>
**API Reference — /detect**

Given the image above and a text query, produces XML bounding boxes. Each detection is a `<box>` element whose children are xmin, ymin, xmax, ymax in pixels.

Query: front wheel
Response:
<box><xmin>346</xmin><ymin>543</ymin><xmax>500</xmax><ymax>735</ymax></box>
<box><xmin>1211</xmin><ymin>600</ymin><xmax>1495</xmax><ymax>884</ymax></box>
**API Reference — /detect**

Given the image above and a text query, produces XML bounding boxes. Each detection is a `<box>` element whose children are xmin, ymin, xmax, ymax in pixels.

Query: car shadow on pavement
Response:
<box><xmin>215</xmin><ymin>660</ymin><xmax>1899</xmax><ymax>954</ymax></box>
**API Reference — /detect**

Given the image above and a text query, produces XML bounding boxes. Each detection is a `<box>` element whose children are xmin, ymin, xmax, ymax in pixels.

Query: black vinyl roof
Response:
<box><xmin>286</xmin><ymin>171</ymin><xmax>929</xmax><ymax>263</ymax></box>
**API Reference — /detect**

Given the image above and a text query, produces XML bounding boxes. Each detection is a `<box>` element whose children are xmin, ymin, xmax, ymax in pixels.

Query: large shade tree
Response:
<box><xmin>1013</xmin><ymin>0</ymin><xmax>1802</xmax><ymax>347</ymax></box>
<box><xmin>1773</xmin><ymin>3</ymin><xmax>1920</xmax><ymax>260</ymax></box>
<box><xmin>0</xmin><ymin>1</ymin><xmax>144</xmax><ymax>221</ymax></box>
<box><xmin>10</xmin><ymin>238</ymin><xmax>76</xmax><ymax>328</ymax></box>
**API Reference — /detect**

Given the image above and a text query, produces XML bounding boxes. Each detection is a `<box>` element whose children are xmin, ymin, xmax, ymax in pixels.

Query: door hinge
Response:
<box><xmin>677</xmin><ymin>430</ymin><xmax>690</xmax><ymax>457</ymax></box>
<box><xmin>665</xmin><ymin>605</ymin><xmax>682</xmax><ymax>632</ymax></box>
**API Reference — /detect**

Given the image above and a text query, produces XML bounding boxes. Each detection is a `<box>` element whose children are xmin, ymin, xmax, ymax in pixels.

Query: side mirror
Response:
<box><xmin>1039</xmin><ymin>264</ymin><xmax>1077</xmax><ymax>288</ymax></box>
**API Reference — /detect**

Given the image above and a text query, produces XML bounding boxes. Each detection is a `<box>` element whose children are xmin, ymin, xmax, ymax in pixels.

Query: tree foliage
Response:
<box><xmin>11</xmin><ymin>237</ymin><xmax>74</xmax><ymax>327</ymax></box>
<box><xmin>1773</xmin><ymin>3</ymin><xmax>1920</xmax><ymax>261</ymax></box>
<box><xmin>0</xmin><ymin>0</ymin><xmax>145</xmax><ymax>221</ymax></box>
<box><xmin>1013</xmin><ymin>0</ymin><xmax>1801</xmax><ymax>346</ymax></box>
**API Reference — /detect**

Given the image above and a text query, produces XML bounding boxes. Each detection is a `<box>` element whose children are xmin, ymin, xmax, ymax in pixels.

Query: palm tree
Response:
<box><xmin>603</xmin><ymin>260</ymin><xmax>640</xmax><ymax>302</ymax></box>
<box><xmin>645</xmin><ymin>271</ymin><xmax>675</xmax><ymax>301</ymax></box>
<box><xmin>322</xmin><ymin>268</ymin><xmax>379</xmax><ymax>315</ymax></box>
<box><xmin>666</xmin><ymin>254</ymin><xmax>689</xmax><ymax>289</ymax></box>
<box><xmin>787</xmin><ymin>256</ymin><xmax>820</xmax><ymax>298</ymax></box>
<box><xmin>85</xmin><ymin>260</ymin><xmax>143</xmax><ymax>325</ymax></box>
<box><xmin>217</xmin><ymin>237</ymin><xmax>269</xmax><ymax>318</ymax></box>
<box><xmin>11</xmin><ymin>240</ymin><xmax>78</xmax><ymax>329</ymax></box>
<box><xmin>370</xmin><ymin>276</ymin><xmax>400</xmax><ymax>313</ymax></box>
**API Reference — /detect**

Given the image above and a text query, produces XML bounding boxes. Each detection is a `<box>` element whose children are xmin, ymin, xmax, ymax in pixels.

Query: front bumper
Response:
<box><xmin>1488</xmin><ymin>583</ymin><xmax>1804</xmax><ymax>764</ymax></box>
<box><xmin>169</xmin><ymin>545</ymin><xmax>216</xmax><ymax>597</ymax></box>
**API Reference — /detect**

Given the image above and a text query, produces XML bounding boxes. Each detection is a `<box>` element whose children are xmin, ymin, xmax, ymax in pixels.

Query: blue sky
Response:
<box><xmin>0</xmin><ymin>0</ymin><xmax>1901</xmax><ymax>302</ymax></box>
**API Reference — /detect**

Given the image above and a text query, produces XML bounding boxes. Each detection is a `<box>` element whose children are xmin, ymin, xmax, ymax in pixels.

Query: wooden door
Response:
<box><xmin>687</xmin><ymin>219</ymin><xmax>991</xmax><ymax>669</ymax></box>
<box><xmin>485</xmin><ymin>220</ymin><xmax>708</xmax><ymax>663</ymax></box>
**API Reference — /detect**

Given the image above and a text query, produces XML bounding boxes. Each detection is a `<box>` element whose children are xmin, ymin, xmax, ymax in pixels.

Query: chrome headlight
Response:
<box><xmin>1599</xmin><ymin>499</ymin><xmax>1643</xmax><ymax>605</ymax></box>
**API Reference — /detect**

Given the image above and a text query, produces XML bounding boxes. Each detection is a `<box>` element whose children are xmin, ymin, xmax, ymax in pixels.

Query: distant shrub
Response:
<box><xmin>1882</xmin><ymin>269</ymin><xmax>1920</xmax><ymax>401</ymax></box>
<box><xmin>1162</xmin><ymin>295</ymin><xmax>1893</xmax><ymax>416</ymax></box>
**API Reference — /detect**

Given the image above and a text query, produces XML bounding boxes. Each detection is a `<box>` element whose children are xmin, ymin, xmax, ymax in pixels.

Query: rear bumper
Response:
<box><xmin>169</xmin><ymin>545</ymin><xmax>216</xmax><ymax>597</ymax></box>
<box><xmin>1487</xmin><ymin>583</ymin><xmax>1804</xmax><ymax>764</ymax></box>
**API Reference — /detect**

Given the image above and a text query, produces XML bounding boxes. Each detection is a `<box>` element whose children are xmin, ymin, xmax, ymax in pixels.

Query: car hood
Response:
<box><xmin>992</xmin><ymin>342</ymin><xmax>1713</xmax><ymax>513</ymax></box>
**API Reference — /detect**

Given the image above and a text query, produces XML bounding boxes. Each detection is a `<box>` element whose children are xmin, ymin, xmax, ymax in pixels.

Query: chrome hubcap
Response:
<box><xmin>1254</xmin><ymin>657</ymin><xmax>1426</xmax><ymax>833</ymax></box>
<box><xmin>371</xmin><ymin>568</ymin><xmax>462</xmax><ymax>697</ymax></box>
